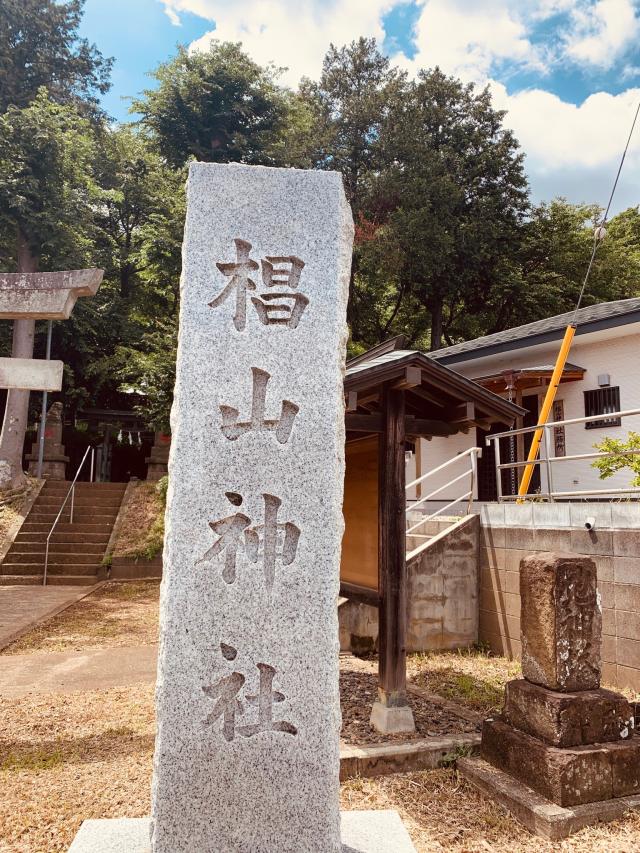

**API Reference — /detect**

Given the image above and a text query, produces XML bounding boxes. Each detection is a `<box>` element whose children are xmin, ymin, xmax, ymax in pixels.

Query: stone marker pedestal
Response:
<box><xmin>145</xmin><ymin>431</ymin><xmax>170</xmax><ymax>481</ymax></box>
<box><xmin>459</xmin><ymin>553</ymin><xmax>640</xmax><ymax>839</ymax></box>
<box><xmin>26</xmin><ymin>401</ymin><xmax>69</xmax><ymax>479</ymax></box>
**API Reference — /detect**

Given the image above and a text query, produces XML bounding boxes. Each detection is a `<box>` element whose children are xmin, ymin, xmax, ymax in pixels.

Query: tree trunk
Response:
<box><xmin>0</xmin><ymin>230</ymin><xmax>37</xmax><ymax>489</ymax></box>
<box><xmin>429</xmin><ymin>298</ymin><xmax>443</xmax><ymax>351</ymax></box>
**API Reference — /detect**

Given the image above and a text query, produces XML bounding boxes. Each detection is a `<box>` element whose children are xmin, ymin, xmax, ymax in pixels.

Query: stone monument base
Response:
<box><xmin>459</xmin><ymin>756</ymin><xmax>640</xmax><ymax>841</ymax></box>
<box><xmin>68</xmin><ymin>811</ymin><xmax>417</xmax><ymax>852</ymax></box>
<box><xmin>482</xmin><ymin>718</ymin><xmax>640</xmax><ymax>807</ymax></box>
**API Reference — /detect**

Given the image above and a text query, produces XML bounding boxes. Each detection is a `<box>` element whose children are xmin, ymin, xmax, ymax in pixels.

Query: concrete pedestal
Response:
<box><xmin>67</xmin><ymin>811</ymin><xmax>417</xmax><ymax>852</ymax></box>
<box><xmin>370</xmin><ymin>700</ymin><xmax>416</xmax><ymax>735</ymax></box>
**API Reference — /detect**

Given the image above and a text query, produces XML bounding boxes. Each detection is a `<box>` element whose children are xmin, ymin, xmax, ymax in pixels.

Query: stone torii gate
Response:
<box><xmin>0</xmin><ymin>269</ymin><xmax>103</xmax><ymax>489</ymax></box>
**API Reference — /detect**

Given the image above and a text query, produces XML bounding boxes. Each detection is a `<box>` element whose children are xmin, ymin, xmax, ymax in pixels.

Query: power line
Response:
<box><xmin>572</xmin><ymin>100</ymin><xmax>640</xmax><ymax>324</ymax></box>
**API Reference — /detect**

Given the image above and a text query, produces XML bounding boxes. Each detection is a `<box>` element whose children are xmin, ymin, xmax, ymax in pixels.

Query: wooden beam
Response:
<box><xmin>392</xmin><ymin>366</ymin><xmax>421</xmax><ymax>391</ymax></box>
<box><xmin>346</xmin><ymin>390</ymin><xmax>358</xmax><ymax>412</ymax></box>
<box><xmin>378</xmin><ymin>383</ymin><xmax>409</xmax><ymax>708</ymax></box>
<box><xmin>405</xmin><ymin>417</ymin><xmax>458</xmax><ymax>437</ymax></box>
<box><xmin>445</xmin><ymin>401</ymin><xmax>475</xmax><ymax>423</ymax></box>
<box><xmin>340</xmin><ymin>582</ymin><xmax>380</xmax><ymax>606</ymax></box>
<box><xmin>345</xmin><ymin>414</ymin><xmax>383</xmax><ymax>432</ymax></box>
<box><xmin>346</xmin><ymin>413</ymin><xmax>458</xmax><ymax>437</ymax></box>
<box><xmin>406</xmin><ymin>385</ymin><xmax>446</xmax><ymax>408</ymax></box>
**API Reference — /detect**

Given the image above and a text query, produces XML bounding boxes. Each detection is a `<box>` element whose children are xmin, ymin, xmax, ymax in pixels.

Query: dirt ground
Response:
<box><xmin>2</xmin><ymin>683</ymin><xmax>640</xmax><ymax>853</ymax></box>
<box><xmin>3</xmin><ymin>585</ymin><xmax>640</xmax><ymax>852</ymax></box>
<box><xmin>1</xmin><ymin>581</ymin><xmax>160</xmax><ymax>655</ymax></box>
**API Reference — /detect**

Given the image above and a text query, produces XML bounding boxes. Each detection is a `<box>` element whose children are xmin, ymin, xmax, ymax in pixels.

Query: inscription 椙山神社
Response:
<box><xmin>220</xmin><ymin>366</ymin><xmax>299</xmax><ymax>444</ymax></box>
<box><xmin>197</xmin><ymin>492</ymin><xmax>300</xmax><ymax>590</ymax></box>
<box><xmin>203</xmin><ymin>643</ymin><xmax>297</xmax><ymax>742</ymax></box>
<box><xmin>209</xmin><ymin>239</ymin><xmax>309</xmax><ymax>331</ymax></box>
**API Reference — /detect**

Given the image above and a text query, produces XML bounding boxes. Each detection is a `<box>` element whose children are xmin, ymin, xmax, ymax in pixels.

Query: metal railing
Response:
<box><xmin>43</xmin><ymin>446</ymin><xmax>95</xmax><ymax>586</ymax></box>
<box><xmin>405</xmin><ymin>446</ymin><xmax>481</xmax><ymax>534</ymax></box>
<box><xmin>486</xmin><ymin>408</ymin><xmax>640</xmax><ymax>502</ymax></box>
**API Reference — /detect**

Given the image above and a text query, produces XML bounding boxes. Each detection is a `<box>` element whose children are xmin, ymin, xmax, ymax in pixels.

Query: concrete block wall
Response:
<box><xmin>339</xmin><ymin>514</ymin><xmax>480</xmax><ymax>655</ymax></box>
<box><xmin>479</xmin><ymin>502</ymin><xmax>640</xmax><ymax>692</ymax></box>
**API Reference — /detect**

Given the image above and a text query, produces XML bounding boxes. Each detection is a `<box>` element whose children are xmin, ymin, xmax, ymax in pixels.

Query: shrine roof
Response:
<box><xmin>345</xmin><ymin>347</ymin><xmax>525</xmax><ymax>426</ymax></box>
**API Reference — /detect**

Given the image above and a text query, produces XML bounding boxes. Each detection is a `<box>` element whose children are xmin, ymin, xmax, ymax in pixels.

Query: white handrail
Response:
<box><xmin>43</xmin><ymin>446</ymin><xmax>95</xmax><ymax>586</ymax></box>
<box><xmin>485</xmin><ymin>407</ymin><xmax>640</xmax><ymax>503</ymax></box>
<box><xmin>406</xmin><ymin>446</ymin><xmax>480</xmax><ymax>535</ymax></box>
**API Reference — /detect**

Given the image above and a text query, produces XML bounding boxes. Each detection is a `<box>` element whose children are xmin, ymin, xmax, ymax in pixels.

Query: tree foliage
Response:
<box><xmin>0</xmin><ymin>0</ymin><xmax>111</xmax><ymax>114</ymax></box>
<box><xmin>132</xmin><ymin>42</ymin><xmax>310</xmax><ymax>168</ymax></box>
<box><xmin>592</xmin><ymin>432</ymin><xmax>640</xmax><ymax>487</ymax></box>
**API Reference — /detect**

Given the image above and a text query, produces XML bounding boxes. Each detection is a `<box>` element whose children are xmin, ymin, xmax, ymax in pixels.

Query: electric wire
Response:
<box><xmin>572</xmin><ymin>100</ymin><xmax>640</xmax><ymax>323</ymax></box>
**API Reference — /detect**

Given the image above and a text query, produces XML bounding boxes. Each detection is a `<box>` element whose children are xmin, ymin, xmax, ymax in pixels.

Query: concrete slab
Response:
<box><xmin>0</xmin><ymin>643</ymin><xmax>158</xmax><ymax>697</ymax></box>
<box><xmin>67</xmin><ymin>812</ymin><xmax>417</xmax><ymax>852</ymax></box>
<box><xmin>340</xmin><ymin>733</ymin><xmax>480</xmax><ymax>780</ymax></box>
<box><xmin>458</xmin><ymin>756</ymin><xmax>640</xmax><ymax>840</ymax></box>
<box><xmin>0</xmin><ymin>584</ymin><xmax>99</xmax><ymax>650</ymax></box>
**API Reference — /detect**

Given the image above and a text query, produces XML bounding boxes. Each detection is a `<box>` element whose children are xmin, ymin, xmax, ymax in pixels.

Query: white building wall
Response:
<box><xmin>412</xmin><ymin>324</ymin><xmax>640</xmax><ymax>500</ymax></box>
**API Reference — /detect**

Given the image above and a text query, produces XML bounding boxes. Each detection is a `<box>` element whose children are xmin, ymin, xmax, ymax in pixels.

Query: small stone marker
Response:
<box><xmin>520</xmin><ymin>552</ymin><xmax>601</xmax><ymax>691</ymax></box>
<box><xmin>151</xmin><ymin>163</ymin><xmax>352</xmax><ymax>852</ymax></box>
<box><xmin>462</xmin><ymin>551</ymin><xmax>640</xmax><ymax>835</ymax></box>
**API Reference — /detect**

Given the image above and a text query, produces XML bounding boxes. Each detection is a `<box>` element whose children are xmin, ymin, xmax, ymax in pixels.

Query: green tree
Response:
<box><xmin>132</xmin><ymin>42</ymin><xmax>310</xmax><ymax>168</ymax></box>
<box><xmin>592</xmin><ymin>432</ymin><xmax>640</xmax><ymax>487</ymax></box>
<box><xmin>93</xmin><ymin>126</ymin><xmax>183</xmax><ymax>301</ymax></box>
<box><xmin>372</xmin><ymin>69</ymin><xmax>529</xmax><ymax>351</ymax></box>
<box><xmin>301</xmin><ymin>37</ymin><xmax>404</xmax><ymax>211</ymax></box>
<box><xmin>0</xmin><ymin>0</ymin><xmax>111</xmax><ymax>113</ymax></box>
<box><xmin>0</xmin><ymin>89</ymin><xmax>98</xmax><ymax>486</ymax></box>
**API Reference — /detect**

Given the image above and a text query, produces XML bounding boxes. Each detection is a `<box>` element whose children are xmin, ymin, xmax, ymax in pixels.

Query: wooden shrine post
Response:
<box><xmin>371</xmin><ymin>382</ymin><xmax>415</xmax><ymax>733</ymax></box>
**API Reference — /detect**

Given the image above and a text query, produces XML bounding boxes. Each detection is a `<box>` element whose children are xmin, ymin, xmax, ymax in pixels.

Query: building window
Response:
<box><xmin>584</xmin><ymin>387</ymin><xmax>621</xmax><ymax>429</ymax></box>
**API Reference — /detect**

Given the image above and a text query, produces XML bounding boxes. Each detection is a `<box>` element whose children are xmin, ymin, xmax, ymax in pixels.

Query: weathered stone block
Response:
<box><xmin>520</xmin><ymin>553</ymin><xmax>601</xmax><ymax>691</ymax></box>
<box><xmin>482</xmin><ymin>718</ymin><xmax>612</xmax><ymax>806</ymax></box>
<box><xmin>503</xmin><ymin>679</ymin><xmax>634</xmax><ymax>747</ymax></box>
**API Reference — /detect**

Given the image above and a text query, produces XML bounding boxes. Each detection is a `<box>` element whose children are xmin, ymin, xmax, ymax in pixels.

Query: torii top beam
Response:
<box><xmin>0</xmin><ymin>269</ymin><xmax>103</xmax><ymax>319</ymax></box>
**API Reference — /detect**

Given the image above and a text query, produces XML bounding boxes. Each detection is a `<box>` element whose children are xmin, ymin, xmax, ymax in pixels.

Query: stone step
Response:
<box><xmin>7</xmin><ymin>551</ymin><xmax>105</xmax><ymax>564</ymax></box>
<box><xmin>14</xmin><ymin>532</ymin><xmax>111</xmax><ymax>544</ymax></box>
<box><xmin>0</xmin><ymin>562</ymin><xmax>100</xmax><ymax>576</ymax></box>
<box><xmin>34</xmin><ymin>495</ymin><xmax>124</xmax><ymax>509</ymax></box>
<box><xmin>8</xmin><ymin>541</ymin><xmax>106</xmax><ymax>554</ymax></box>
<box><xmin>20</xmin><ymin>522</ymin><xmax>114</xmax><ymax>534</ymax></box>
<box><xmin>41</xmin><ymin>482</ymin><xmax>127</xmax><ymax>494</ymax></box>
<box><xmin>26</xmin><ymin>511</ymin><xmax>119</xmax><ymax>524</ymax></box>
<box><xmin>0</xmin><ymin>574</ymin><xmax>96</xmax><ymax>586</ymax></box>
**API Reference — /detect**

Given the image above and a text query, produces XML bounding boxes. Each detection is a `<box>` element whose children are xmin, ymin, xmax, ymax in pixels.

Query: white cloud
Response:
<box><xmin>160</xmin><ymin>0</ymin><xmax>394</xmax><ymax>86</ymax></box>
<box><xmin>158</xmin><ymin>0</ymin><xmax>640</xmax><ymax>211</ymax></box>
<box><xmin>564</xmin><ymin>0</ymin><xmax>639</xmax><ymax>69</ymax></box>
<box><xmin>490</xmin><ymin>82</ymin><xmax>640</xmax><ymax>209</ymax></box>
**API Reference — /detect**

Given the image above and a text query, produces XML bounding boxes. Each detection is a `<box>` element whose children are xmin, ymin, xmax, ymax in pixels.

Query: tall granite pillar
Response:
<box><xmin>151</xmin><ymin>164</ymin><xmax>353</xmax><ymax>852</ymax></box>
<box><xmin>26</xmin><ymin>401</ymin><xmax>69</xmax><ymax>479</ymax></box>
<box><xmin>480</xmin><ymin>553</ymin><xmax>640</xmax><ymax>808</ymax></box>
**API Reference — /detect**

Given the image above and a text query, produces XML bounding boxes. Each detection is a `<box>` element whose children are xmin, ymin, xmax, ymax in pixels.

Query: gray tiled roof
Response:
<box><xmin>431</xmin><ymin>298</ymin><xmax>640</xmax><ymax>364</ymax></box>
<box><xmin>345</xmin><ymin>349</ymin><xmax>419</xmax><ymax>378</ymax></box>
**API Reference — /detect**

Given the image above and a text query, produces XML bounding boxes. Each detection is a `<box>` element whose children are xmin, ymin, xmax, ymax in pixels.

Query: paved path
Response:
<box><xmin>0</xmin><ymin>643</ymin><xmax>158</xmax><ymax>697</ymax></box>
<box><xmin>0</xmin><ymin>584</ymin><xmax>100</xmax><ymax>650</ymax></box>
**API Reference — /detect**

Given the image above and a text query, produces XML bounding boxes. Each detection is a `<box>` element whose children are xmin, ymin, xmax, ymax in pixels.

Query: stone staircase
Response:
<box><xmin>406</xmin><ymin>513</ymin><xmax>464</xmax><ymax>559</ymax></box>
<box><xmin>0</xmin><ymin>480</ymin><xmax>127</xmax><ymax>585</ymax></box>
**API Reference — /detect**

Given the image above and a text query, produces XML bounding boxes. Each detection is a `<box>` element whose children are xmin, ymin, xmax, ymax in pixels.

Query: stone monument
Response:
<box><xmin>68</xmin><ymin>164</ymin><xmax>416</xmax><ymax>852</ymax></box>
<box><xmin>26</xmin><ymin>402</ymin><xmax>69</xmax><ymax>479</ymax></box>
<box><xmin>459</xmin><ymin>553</ymin><xmax>640</xmax><ymax>839</ymax></box>
<box><xmin>145</xmin><ymin>430</ymin><xmax>170</xmax><ymax>481</ymax></box>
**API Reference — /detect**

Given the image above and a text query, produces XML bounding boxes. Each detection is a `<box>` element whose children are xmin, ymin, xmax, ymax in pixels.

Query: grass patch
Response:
<box><xmin>1</xmin><ymin>748</ymin><xmax>64</xmax><ymax>772</ymax></box>
<box><xmin>407</xmin><ymin>646</ymin><xmax>521</xmax><ymax>716</ymax></box>
<box><xmin>110</xmin><ymin>478</ymin><xmax>166</xmax><ymax>561</ymax></box>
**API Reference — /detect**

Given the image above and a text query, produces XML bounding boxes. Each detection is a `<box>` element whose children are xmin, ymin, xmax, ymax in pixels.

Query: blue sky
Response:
<box><xmin>80</xmin><ymin>0</ymin><xmax>640</xmax><ymax>214</ymax></box>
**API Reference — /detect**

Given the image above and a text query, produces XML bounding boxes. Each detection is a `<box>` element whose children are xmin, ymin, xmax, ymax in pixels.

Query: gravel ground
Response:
<box><xmin>340</xmin><ymin>655</ymin><xmax>479</xmax><ymax>744</ymax></box>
